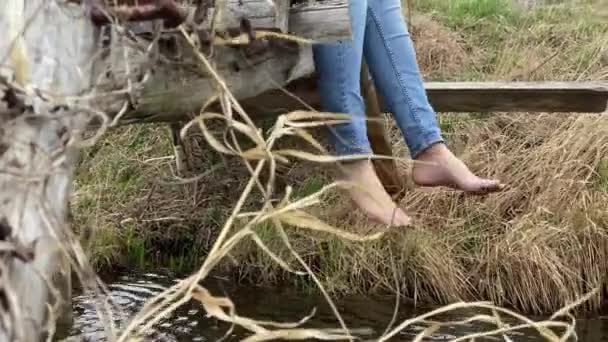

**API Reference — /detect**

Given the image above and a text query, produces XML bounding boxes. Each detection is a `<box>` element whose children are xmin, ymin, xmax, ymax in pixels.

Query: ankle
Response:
<box><xmin>415</xmin><ymin>143</ymin><xmax>447</xmax><ymax>161</ymax></box>
<box><xmin>415</xmin><ymin>142</ymin><xmax>449</xmax><ymax>159</ymax></box>
<box><xmin>339</xmin><ymin>159</ymin><xmax>372</xmax><ymax>177</ymax></box>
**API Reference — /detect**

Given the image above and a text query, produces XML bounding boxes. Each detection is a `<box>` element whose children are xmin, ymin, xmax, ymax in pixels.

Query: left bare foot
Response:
<box><xmin>412</xmin><ymin>143</ymin><xmax>504</xmax><ymax>194</ymax></box>
<box><xmin>340</xmin><ymin>160</ymin><xmax>412</xmax><ymax>227</ymax></box>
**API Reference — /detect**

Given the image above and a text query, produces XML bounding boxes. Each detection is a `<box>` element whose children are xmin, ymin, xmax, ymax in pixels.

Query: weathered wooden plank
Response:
<box><xmin>109</xmin><ymin>43</ymin><xmax>310</xmax><ymax>124</ymax></box>
<box><xmin>207</xmin><ymin>0</ymin><xmax>351</xmax><ymax>41</ymax></box>
<box><xmin>113</xmin><ymin>77</ymin><xmax>608</xmax><ymax>126</ymax></box>
<box><xmin>427</xmin><ymin>81</ymin><xmax>608</xmax><ymax>91</ymax></box>
<box><xmin>92</xmin><ymin>0</ymin><xmax>351</xmax><ymax>121</ymax></box>
<box><xmin>239</xmin><ymin>80</ymin><xmax>608</xmax><ymax>116</ymax></box>
<box><xmin>425</xmin><ymin>81</ymin><xmax>608</xmax><ymax>113</ymax></box>
<box><xmin>287</xmin><ymin>0</ymin><xmax>352</xmax><ymax>42</ymax></box>
<box><xmin>274</xmin><ymin>0</ymin><xmax>290</xmax><ymax>33</ymax></box>
<box><xmin>0</xmin><ymin>0</ymin><xmax>98</xmax><ymax>340</ymax></box>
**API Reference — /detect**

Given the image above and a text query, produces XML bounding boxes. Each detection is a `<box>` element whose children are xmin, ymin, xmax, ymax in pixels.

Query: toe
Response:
<box><xmin>393</xmin><ymin>215</ymin><xmax>412</xmax><ymax>227</ymax></box>
<box><xmin>470</xmin><ymin>179</ymin><xmax>504</xmax><ymax>194</ymax></box>
<box><xmin>481</xmin><ymin>179</ymin><xmax>504</xmax><ymax>191</ymax></box>
<box><xmin>386</xmin><ymin>208</ymin><xmax>411</xmax><ymax>227</ymax></box>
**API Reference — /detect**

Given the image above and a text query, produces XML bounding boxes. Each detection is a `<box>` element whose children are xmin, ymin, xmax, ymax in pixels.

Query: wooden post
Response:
<box><xmin>208</xmin><ymin>0</ymin><xmax>350</xmax><ymax>42</ymax></box>
<box><xmin>170</xmin><ymin>122</ymin><xmax>189</xmax><ymax>176</ymax></box>
<box><xmin>360</xmin><ymin>62</ymin><xmax>404</xmax><ymax>195</ymax></box>
<box><xmin>0</xmin><ymin>0</ymin><xmax>97</xmax><ymax>340</ymax></box>
<box><xmin>274</xmin><ymin>0</ymin><xmax>290</xmax><ymax>33</ymax></box>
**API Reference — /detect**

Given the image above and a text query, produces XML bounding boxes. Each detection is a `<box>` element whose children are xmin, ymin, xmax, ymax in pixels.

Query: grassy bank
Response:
<box><xmin>72</xmin><ymin>0</ymin><xmax>608</xmax><ymax>314</ymax></box>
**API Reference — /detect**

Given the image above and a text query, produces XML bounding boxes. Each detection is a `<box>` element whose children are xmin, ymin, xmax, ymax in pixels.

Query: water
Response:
<box><xmin>66</xmin><ymin>273</ymin><xmax>608</xmax><ymax>341</ymax></box>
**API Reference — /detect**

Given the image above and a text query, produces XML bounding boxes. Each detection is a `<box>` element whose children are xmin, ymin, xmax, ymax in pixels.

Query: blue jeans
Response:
<box><xmin>312</xmin><ymin>0</ymin><xmax>443</xmax><ymax>158</ymax></box>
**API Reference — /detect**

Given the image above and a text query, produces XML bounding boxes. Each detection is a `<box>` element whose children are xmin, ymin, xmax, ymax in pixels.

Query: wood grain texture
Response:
<box><xmin>0</xmin><ymin>0</ymin><xmax>97</xmax><ymax>340</ymax></box>
<box><xmin>424</xmin><ymin>81</ymin><xmax>608</xmax><ymax>113</ymax></box>
<box><xmin>274</xmin><ymin>0</ymin><xmax>290</xmax><ymax>33</ymax></box>
<box><xmin>112</xmin><ymin>76</ymin><xmax>608</xmax><ymax>125</ymax></box>
<box><xmin>110</xmin><ymin>42</ymin><xmax>309</xmax><ymax>124</ymax></box>
<box><xmin>206</xmin><ymin>0</ymin><xmax>351</xmax><ymax>41</ymax></box>
<box><xmin>92</xmin><ymin>0</ymin><xmax>351</xmax><ymax>123</ymax></box>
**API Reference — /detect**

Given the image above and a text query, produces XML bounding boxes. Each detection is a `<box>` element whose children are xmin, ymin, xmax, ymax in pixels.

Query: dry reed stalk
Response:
<box><xmin>390</xmin><ymin>113</ymin><xmax>608</xmax><ymax>312</ymax></box>
<box><xmin>111</xmin><ymin>20</ymin><xmax>393</xmax><ymax>341</ymax></box>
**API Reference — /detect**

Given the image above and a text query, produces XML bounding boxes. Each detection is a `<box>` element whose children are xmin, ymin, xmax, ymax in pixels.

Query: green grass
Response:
<box><xmin>597</xmin><ymin>159</ymin><xmax>608</xmax><ymax>192</ymax></box>
<box><xmin>73</xmin><ymin>124</ymin><xmax>193</xmax><ymax>272</ymax></box>
<box><xmin>125</xmin><ymin>224</ymin><xmax>147</xmax><ymax>269</ymax></box>
<box><xmin>413</xmin><ymin>0</ymin><xmax>607</xmax><ymax>82</ymax></box>
<box><xmin>292</xmin><ymin>176</ymin><xmax>325</xmax><ymax>199</ymax></box>
<box><xmin>415</xmin><ymin>0</ymin><xmax>521</xmax><ymax>29</ymax></box>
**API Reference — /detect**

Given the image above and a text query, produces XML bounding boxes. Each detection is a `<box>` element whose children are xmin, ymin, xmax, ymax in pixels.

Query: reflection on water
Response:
<box><xmin>66</xmin><ymin>273</ymin><xmax>608</xmax><ymax>341</ymax></box>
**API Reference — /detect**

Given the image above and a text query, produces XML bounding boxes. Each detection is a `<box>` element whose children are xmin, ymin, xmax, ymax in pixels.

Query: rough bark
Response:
<box><xmin>93</xmin><ymin>0</ymin><xmax>351</xmax><ymax>123</ymax></box>
<box><xmin>0</xmin><ymin>1</ymin><xmax>97</xmax><ymax>340</ymax></box>
<box><xmin>208</xmin><ymin>0</ymin><xmax>351</xmax><ymax>41</ymax></box>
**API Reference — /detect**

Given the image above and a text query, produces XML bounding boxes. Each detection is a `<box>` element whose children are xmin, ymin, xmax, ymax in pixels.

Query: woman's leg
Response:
<box><xmin>363</xmin><ymin>0</ymin><xmax>502</xmax><ymax>192</ymax></box>
<box><xmin>312</xmin><ymin>0</ymin><xmax>410</xmax><ymax>226</ymax></box>
<box><xmin>312</xmin><ymin>0</ymin><xmax>368</xmax><ymax>156</ymax></box>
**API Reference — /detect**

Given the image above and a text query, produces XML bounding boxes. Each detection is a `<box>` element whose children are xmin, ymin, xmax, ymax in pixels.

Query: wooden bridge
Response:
<box><xmin>0</xmin><ymin>0</ymin><xmax>606</xmax><ymax>340</ymax></box>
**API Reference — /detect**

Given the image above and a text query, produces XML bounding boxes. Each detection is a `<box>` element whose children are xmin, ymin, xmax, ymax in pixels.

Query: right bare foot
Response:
<box><xmin>339</xmin><ymin>160</ymin><xmax>411</xmax><ymax>227</ymax></box>
<box><xmin>412</xmin><ymin>143</ymin><xmax>503</xmax><ymax>194</ymax></box>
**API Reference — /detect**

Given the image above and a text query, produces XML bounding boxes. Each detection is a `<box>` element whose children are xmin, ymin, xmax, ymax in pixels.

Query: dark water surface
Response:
<box><xmin>65</xmin><ymin>273</ymin><xmax>608</xmax><ymax>341</ymax></box>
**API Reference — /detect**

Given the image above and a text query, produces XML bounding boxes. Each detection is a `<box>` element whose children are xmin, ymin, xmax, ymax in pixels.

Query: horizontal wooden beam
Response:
<box><xmin>424</xmin><ymin>81</ymin><xmax>608</xmax><ymax>113</ymax></box>
<box><xmin>112</xmin><ymin>77</ymin><xmax>608</xmax><ymax>125</ymax></box>
<box><xmin>216</xmin><ymin>79</ymin><xmax>608</xmax><ymax>118</ymax></box>
<box><xmin>100</xmin><ymin>5</ymin><xmax>606</xmax><ymax>126</ymax></box>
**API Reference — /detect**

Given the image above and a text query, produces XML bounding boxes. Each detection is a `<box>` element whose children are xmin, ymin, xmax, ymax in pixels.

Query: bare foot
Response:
<box><xmin>412</xmin><ymin>143</ymin><xmax>503</xmax><ymax>194</ymax></box>
<box><xmin>340</xmin><ymin>160</ymin><xmax>411</xmax><ymax>227</ymax></box>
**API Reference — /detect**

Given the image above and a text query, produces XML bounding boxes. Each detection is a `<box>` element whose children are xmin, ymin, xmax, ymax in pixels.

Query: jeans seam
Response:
<box><xmin>335</xmin><ymin>45</ymin><xmax>351</xmax><ymax>149</ymax></box>
<box><xmin>338</xmin><ymin>44</ymin><xmax>349</xmax><ymax>114</ymax></box>
<box><xmin>367</xmin><ymin>7</ymin><xmax>423</xmax><ymax>127</ymax></box>
<box><xmin>329</xmin><ymin>43</ymin><xmax>370</xmax><ymax>155</ymax></box>
<box><xmin>411</xmin><ymin>131</ymin><xmax>443</xmax><ymax>158</ymax></box>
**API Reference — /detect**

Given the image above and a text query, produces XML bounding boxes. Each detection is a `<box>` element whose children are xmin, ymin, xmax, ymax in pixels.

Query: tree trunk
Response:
<box><xmin>93</xmin><ymin>0</ymin><xmax>352</xmax><ymax>123</ymax></box>
<box><xmin>0</xmin><ymin>0</ymin><xmax>97</xmax><ymax>340</ymax></box>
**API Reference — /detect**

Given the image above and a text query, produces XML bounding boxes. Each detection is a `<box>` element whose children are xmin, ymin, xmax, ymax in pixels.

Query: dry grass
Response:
<box><xmin>239</xmin><ymin>114</ymin><xmax>608</xmax><ymax>316</ymax></box>
<box><xmin>224</xmin><ymin>2</ymin><xmax>608</xmax><ymax>316</ymax></box>
<box><xmin>72</xmin><ymin>123</ymin><xmax>245</xmax><ymax>272</ymax></box>
<box><xmin>409</xmin><ymin>13</ymin><xmax>472</xmax><ymax>80</ymax></box>
<box><xmin>388</xmin><ymin>114</ymin><xmax>608</xmax><ymax>313</ymax></box>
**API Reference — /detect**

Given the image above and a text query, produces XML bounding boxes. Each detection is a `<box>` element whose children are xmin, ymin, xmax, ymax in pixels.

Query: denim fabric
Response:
<box><xmin>312</xmin><ymin>0</ymin><xmax>444</xmax><ymax>158</ymax></box>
